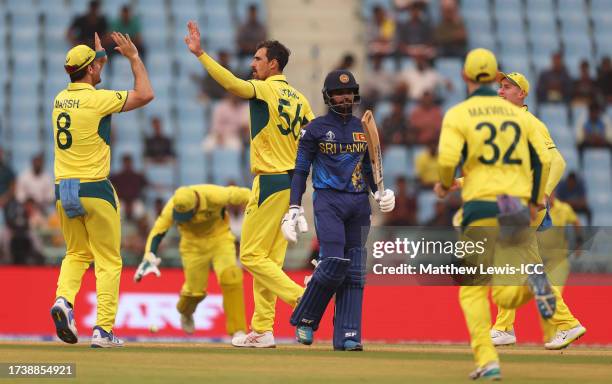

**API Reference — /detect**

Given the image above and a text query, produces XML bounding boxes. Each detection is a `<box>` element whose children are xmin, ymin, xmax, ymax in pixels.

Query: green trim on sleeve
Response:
<box><xmin>119</xmin><ymin>91</ymin><xmax>128</xmax><ymax>112</ymax></box>
<box><xmin>150</xmin><ymin>232</ymin><xmax>167</xmax><ymax>254</ymax></box>
<box><xmin>528</xmin><ymin>142</ymin><xmax>543</xmax><ymax>205</ymax></box>
<box><xmin>98</xmin><ymin>115</ymin><xmax>112</xmax><ymax>145</ymax></box>
<box><xmin>249</xmin><ymin>99</ymin><xmax>270</xmax><ymax>140</ymax></box>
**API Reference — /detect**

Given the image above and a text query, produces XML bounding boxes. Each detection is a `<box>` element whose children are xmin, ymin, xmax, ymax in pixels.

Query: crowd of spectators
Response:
<box><xmin>0</xmin><ymin>1</ymin><xmax>264</xmax><ymax>264</ymax></box>
<box><xmin>1</xmin><ymin>1</ymin><xmax>607</xmax><ymax>265</ymax></box>
<box><xmin>0</xmin><ymin>150</ymin><xmax>57</xmax><ymax>265</ymax></box>
<box><xmin>367</xmin><ymin>0</ymin><xmax>466</xmax><ymax>61</ymax></box>
<box><xmin>364</xmin><ymin>0</ymin><xmax>608</xmax><ymax>227</ymax></box>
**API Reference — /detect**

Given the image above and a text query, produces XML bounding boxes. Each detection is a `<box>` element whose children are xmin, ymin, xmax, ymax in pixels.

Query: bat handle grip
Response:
<box><xmin>377</xmin><ymin>181</ymin><xmax>385</xmax><ymax>194</ymax></box>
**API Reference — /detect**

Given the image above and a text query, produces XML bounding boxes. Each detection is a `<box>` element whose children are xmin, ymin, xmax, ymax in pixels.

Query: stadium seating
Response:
<box><xmin>1</xmin><ymin>0</ymin><xmax>611</xmax><ymax>235</ymax></box>
<box><xmin>383</xmin><ymin>145</ymin><xmax>413</xmax><ymax>182</ymax></box>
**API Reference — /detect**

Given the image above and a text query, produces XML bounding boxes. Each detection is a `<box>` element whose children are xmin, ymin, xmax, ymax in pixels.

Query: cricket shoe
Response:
<box><xmin>527</xmin><ymin>273</ymin><xmax>556</xmax><ymax>319</ymax></box>
<box><xmin>343</xmin><ymin>340</ymin><xmax>363</xmax><ymax>351</ymax></box>
<box><xmin>544</xmin><ymin>325</ymin><xmax>587</xmax><ymax>350</ymax></box>
<box><xmin>295</xmin><ymin>326</ymin><xmax>313</xmax><ymax>345</ymax></box>
<box><xmin>231</xmin><ymin>330</ymin><xmax>246</xmax><ymax>342</ymax></box>
<box><xmin>180</xmin><ymin>314</ymin><xmax>195</xmax><ymax>334</ymax></box>
<box><xmin>469</xmin><ymin>361</ymin><xmax>502</xmax><ymax>381</ymax></box>
<box><xmin>50</xmin><ymin>297</ymin><xmax>78</xmax><ymax>344</ymax></box>
<box><xmin>490</xmin><ymin>329</ymin><xmax>516</xmax><ymax>346</ymax></box>
<box><xmin>333</xmin><ymin>340</ymin><xmax>364</xmax><ymax>351</ymax></box>
<box><xmin>231</xmin><ymin>331</ymin><xmax>276</xmax><ymax>348</ymax></box>
<box><xmin>91</xmin><ymin>326</ymin><xmax>124</xmax><ymax>348</ymax></box>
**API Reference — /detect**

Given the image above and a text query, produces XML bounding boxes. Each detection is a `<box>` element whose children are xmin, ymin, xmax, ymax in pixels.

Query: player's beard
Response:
<box><xmin>330</xmin><ymin>101</ymin><xmax>352</xmax><ymax>116</ymax></box>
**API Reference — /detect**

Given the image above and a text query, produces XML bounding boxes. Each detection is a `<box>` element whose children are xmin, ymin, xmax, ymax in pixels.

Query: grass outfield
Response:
<box><xmin>1</xmin><ymin>342</ymin><xmax>611</xmax><ymax>383</ymax></box>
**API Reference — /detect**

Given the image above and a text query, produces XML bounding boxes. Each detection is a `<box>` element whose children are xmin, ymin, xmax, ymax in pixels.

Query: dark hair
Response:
<box><xmin>69</xmin><ymin>64</ymin><xmax>90</xmax><ymax>82</ymax></box>
<box><xmin>256</xmin><ymin>40</ymin><xmax>290</xmax><ymax>71</ymax></box>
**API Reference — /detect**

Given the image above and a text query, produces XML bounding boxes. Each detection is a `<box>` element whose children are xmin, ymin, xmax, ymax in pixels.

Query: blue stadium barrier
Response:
<box><xmin>526</xmin><ymin>0</ymin><xmax>554</xmax><ymax>13</ymax></box>
<box><xmin>177</xmin><ymin>143</ymin><xmax>207</xmax><ymax>185</ymax></box>
<box><xmin>211</xmin><ymin>148</ymin><xmax>242</xmax><ymax>185</ymax></box>
<box><xmin>540</xmin><ymin>104</ymin><xmax>569</xmax><ymax>128</ymax></box>
<box><xmin>557</xmin><ymin>0</ymin><xmax>586</xmax><ymax>13</ymax></box>
<box><xmin>145</xmin><ymin>163</ymin><xmax>175</xmax><ymax>189</ymax></box>
<box><xmin>462</xmin><ymin>0</ymin><xmax>489</xmax><ymax>9</ymax></box>
<box><xmin>417</xmin><ymin>190</ymin><xmax>437</xmax><ymax>225</ymax></box>
<box><xmin>383</xmin><ymin>145</ymin><xmax>411</xmax><ymax>183</ymax></box>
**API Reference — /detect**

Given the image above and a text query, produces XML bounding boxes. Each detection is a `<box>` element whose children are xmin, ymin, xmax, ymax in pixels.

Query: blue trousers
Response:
<box><xmin>290</xmin><ymin>189</ymin><xmax>370</xmax><ymax>348</ymax></box>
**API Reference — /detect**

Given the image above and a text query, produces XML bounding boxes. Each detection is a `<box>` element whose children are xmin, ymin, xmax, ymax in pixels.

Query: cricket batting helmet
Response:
<box><xmin>322</xmin><ymin>69</ymin><xmax>361</xmax><ymax>116</ymax></box>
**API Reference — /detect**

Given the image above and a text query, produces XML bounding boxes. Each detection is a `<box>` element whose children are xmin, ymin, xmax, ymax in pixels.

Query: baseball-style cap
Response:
<box><xmin>498</xmin><ymin>71</ymin><xmax>530</xmax><ymax>95</ymax></box>
<box><xmin>172</xmin><ymin>187</ymin><xmax>201</xmax><ymax>222</ymax></box>
<box><xmin>464</xmin><ymin>48</ymin><xmax>498</xmax><ymax>83</ymax></box>
<box><xmin>64</xmin><ymin>45</ymin><xmax>106</xmax><ymax>74</ymax></box>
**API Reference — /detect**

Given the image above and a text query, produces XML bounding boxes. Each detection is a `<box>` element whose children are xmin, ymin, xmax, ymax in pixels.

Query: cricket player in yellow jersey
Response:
<box><xmin>184</xmin><ymin>21</ymin><xmax>314</xmax><ymax>347</ymax></box>
<box><xmin>50</xmin><ymin>32</ymin><xmax>154</xmax><ymax>348</ymax></box>
<box><xmin>490</xmin><ymin>72</ymin><xmax>586</xmax><ymax>350</ymax></box>
<box><xmin>435</xmin><ymin>48</ymin><xmax>552</xmax><ymax>380</ymax></box>
<box><xmin>133</xmin><ymin>185</ymin><xmax>249</xmax><ymax>340</ymax></box>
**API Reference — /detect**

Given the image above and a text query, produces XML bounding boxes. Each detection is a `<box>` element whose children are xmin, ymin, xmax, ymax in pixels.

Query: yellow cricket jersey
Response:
<box><xmin>415</xmin><ymin>150</ymin><xmax>439</xmax><ymax>185</ymax></box>
<box><xmin>196</xmin><ymin>53</ymin><xmax>314</xmax><ymax>175</ymax></box>
<box><xmin>438</xmin><ymin>87</ymin><xmax>551</xmax><ymax>204</ymax></box>
<box><xmin>549</xmin><ymin>199</ymin><xmax>578</xmax><ymax>226</ymax></box>
<box><xmin>145</xmin><ymin>185</ymin><xmax>251</xmax><ymax>254</ymax></box>
<box><xmin>52</xmin><ymin>83</ymin><xmax>128</xmax><ymax>182</ymax></box>
<box><xmin>524</xmin><ymin>108</ymin><xmax>567</xmax><ymax>195</ymax></box>
<box><xmin>525</xmin><ymin>108</ymin><xmax>555</xmax><ymax>150</ymax></box>
<box><xmin>247</xmin><ymin>75</ymin><xmax>315</xmax><ymax>174</ymax></box>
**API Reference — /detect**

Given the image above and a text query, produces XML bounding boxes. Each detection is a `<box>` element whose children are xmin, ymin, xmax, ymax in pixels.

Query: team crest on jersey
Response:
<box><xmin>353</xmin><ymin>132</ymin><xmax>366</xmax><ymax>142</ymax></box>
<box><xmin>325</xmin><ymin>130</ymin><xmax>336</xmax><ymax>141</ymax></box>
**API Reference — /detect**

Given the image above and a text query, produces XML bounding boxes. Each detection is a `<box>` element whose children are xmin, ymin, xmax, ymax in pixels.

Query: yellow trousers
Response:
<box><xmin>459</xmin><ymin>215</ymin><xmax>547</xmax><ymax>368</ymax></box>
<box><xmin>55</xmin><ymin>186</ymin><xmax>121</xmax><ymax>333</ymax></box>
<box><xmin>239</xmin><ymin>174</ymin><xmax>304</xmax><ymax>333</ymax></box>
<box><xmin>492</xmin><ymin>223</ymin><xmax>579</xmax><ymax>342</ymax></box>
<box><xmin>179</xmin><ymin>234</ymin><xmax>246</xmax><ymax>335</ymax></box>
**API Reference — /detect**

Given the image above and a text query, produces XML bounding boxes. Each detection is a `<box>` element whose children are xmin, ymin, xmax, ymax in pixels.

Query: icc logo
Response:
<box><xmin>325</xmin><ymin>131</ymin><xmax>336</xmax><ymax>141</ymax></box>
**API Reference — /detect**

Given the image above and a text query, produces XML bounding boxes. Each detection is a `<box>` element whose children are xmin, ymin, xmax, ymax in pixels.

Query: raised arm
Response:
<box><xmin>94</xmin><ymin>32</ymin><xmax>108</xmax><ymax>70</ymax></box>
<box><xmin>111</xmin><ymin>32</ymin><xmax>154</xmax><ymax>112</ymax></box>
<box><xmin>184</xmin><ymin>21</ymin><xmax>255</xmax><ymax>99</ymax></box>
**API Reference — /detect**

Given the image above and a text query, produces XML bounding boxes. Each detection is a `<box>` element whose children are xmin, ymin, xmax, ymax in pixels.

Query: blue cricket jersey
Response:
<box><xmin>290</xmin><ymin>112</ymin><xmax>375</xmax><ymax>205</ymax></box>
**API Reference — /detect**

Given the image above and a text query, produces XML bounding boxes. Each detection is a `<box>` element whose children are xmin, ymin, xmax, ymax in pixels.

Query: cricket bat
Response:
<box><xmin>361</xmin><ymin>110</ymin><xmax>385</xmax><ymax>192</ymax></box>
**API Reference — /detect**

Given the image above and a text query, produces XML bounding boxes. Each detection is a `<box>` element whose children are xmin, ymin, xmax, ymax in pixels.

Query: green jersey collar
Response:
<box><xmin>267</xmin><ymin>74</ymin><xmax>288</xmax><ymax>83</ymax></box>
<box><xmin>467</xmin><ymin>86</ymin><xmax>497</xmax><ymax>99</ymax></box>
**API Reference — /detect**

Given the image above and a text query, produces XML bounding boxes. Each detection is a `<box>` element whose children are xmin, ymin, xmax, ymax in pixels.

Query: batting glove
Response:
<box><xmin>281</xmin><ymin>205</ymin><xmax>308</xmax><ymax>244</ymax></box>
<box><xmin>374</xmin><ymin>189</ymin><xmax>395</xmax><ymax>213</ymax></box>
<box><xmin>134</xmin><ymin>252</ymin><xmax>162</xmax><ymax>282</ymax></box>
